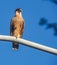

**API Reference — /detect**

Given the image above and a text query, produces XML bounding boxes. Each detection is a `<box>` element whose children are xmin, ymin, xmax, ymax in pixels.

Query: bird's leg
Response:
<box><xmin>16</xmin><ymin>34</ymin><xmax>21</xmax><ymax>39</ymax></box>
<box><xmin>16</xmin><ymin>36</ymin><xmax>18</xmax><ymax>39</ymax></box>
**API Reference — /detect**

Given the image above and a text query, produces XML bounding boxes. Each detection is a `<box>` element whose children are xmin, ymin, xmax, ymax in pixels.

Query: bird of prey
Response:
<box><xmin>10</xmin><ymin>8</ymin><xmax>24</xmax><ymax>50</ymax></box>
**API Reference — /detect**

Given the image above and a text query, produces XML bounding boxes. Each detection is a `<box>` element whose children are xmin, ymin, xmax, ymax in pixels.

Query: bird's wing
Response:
<box><xmin>21</xmin><ymin>20</ymin><xmax>24</xmax><ymax>33</ymax></box>
<box><xmin>10</xmin><ymin>19</ymin><xmax>14</xmax><ymax>36</ymax></box>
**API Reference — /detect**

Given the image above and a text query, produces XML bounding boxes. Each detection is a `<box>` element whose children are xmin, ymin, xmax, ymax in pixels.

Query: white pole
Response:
<box><xmin>0</xmin><ymin>35</ymin><xmax>57</xmax><ymax>55</ymax></box>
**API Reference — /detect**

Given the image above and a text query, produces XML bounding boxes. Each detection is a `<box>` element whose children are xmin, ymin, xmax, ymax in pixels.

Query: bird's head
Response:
<box><xmin>15</xmin><ymin>8</ymin><xmax>22</xmax><ymax>16</ymax></box>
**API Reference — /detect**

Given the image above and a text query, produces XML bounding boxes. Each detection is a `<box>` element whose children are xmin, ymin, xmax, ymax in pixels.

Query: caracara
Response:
<box><xmin>10</xmin><ymin>8</ymin><xmax>24</xmax><ymax>50</ymax></box>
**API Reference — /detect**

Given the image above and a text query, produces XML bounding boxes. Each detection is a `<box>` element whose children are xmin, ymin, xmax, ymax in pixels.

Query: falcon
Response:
<box><xmin>10</xmin><ymin>8</ymin><xmax>24</xmax><ymax>50</ymax></box>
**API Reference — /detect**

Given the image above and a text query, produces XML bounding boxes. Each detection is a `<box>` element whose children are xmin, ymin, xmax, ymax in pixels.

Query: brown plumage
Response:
<box><xmin>10</xmin><ymin>8</ymin><xmax>24</xmax><ymax>50</ymax></box>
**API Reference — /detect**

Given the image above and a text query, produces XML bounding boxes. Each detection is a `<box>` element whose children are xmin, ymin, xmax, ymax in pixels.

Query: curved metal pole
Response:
<box><xmin>0</xmin><ymin>35</ymin><xmax>57</xmax><ymax>55</ymax></box>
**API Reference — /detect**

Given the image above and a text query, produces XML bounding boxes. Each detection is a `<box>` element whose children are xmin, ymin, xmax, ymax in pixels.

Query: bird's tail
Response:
<box><xmin>12</xmin><ymin>42</ymin><xmax>19</xmax><ymax>50</ymax></box>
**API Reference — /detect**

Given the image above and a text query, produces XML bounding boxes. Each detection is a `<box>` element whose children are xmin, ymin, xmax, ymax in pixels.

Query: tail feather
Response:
<box><xmin>12</xmin><ymin>42</ymin><xmax>19</xmax><ymax>50</ymax></box>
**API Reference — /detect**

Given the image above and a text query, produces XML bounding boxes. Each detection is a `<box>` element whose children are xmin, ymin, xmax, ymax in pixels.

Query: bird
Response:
<box><xmin>10</xmin><ymin>8</ymin><xmax>24</xmax><ymax>50</ymax></box>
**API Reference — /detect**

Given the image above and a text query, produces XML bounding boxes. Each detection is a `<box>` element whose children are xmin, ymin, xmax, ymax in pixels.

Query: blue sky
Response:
<box><xmin>0</xmin><ymin>0</ymin><xmax>57</xmax><ymax>65</ymax></box>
